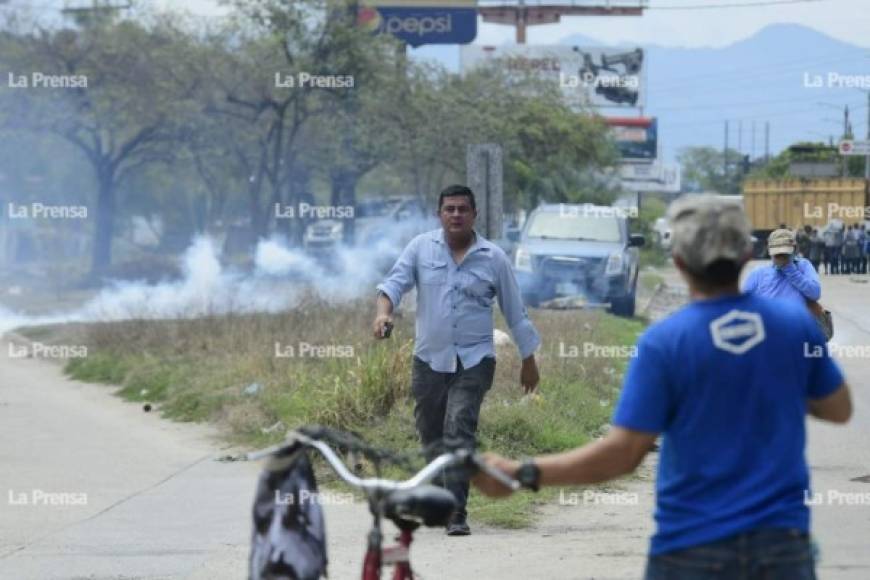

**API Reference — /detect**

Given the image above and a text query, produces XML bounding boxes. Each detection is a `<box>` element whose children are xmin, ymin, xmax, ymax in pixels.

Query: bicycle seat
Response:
<box><xmin>384</xmin><ymin>485</ymin><xmax>457</xmax><ymax>529</ymax></box>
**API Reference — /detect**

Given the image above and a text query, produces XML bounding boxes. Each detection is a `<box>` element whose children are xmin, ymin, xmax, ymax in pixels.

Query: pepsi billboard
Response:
<box><xmin>357</xmin><ymin>5</ymin><xmax>478</xmax><ymax>47</ymax></box>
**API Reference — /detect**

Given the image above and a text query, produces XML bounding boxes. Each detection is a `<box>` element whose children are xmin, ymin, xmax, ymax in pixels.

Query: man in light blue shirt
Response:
<box><xmin>743</xmin><ymin>228</ymin><xmax>821</xmax><ymax>305</ymax></box>
<box><xmin>373</xmin><ymin>184</ymin><xmax>540</xmax><ymax>535</ymax></box>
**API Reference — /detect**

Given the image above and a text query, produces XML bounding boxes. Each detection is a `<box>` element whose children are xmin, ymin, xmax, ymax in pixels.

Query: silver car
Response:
<box><xmin>513</xmin><ymin>203</ymin><xmax>645</xmax><ymax>316</ymax></box>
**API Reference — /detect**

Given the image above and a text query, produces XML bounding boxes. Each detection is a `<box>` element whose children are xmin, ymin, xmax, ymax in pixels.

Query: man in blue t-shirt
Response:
<box><xmin>473</xmin><ymin>196</ymin><xmax>852</xmax><ymax>579</ymax></box>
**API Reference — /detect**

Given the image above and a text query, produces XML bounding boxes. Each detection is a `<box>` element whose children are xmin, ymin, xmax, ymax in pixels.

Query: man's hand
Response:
<box><xmin>472</xmin><ymin>453</ymin><xmax>520</xmax><ymax>498</ymax></box>
<box><xmin>520</xmin><ymin>356</ymin><xmax>539</xmax><ymax>394</ymax></box>
<box><xmin>773</xmin><ymin>254</ymin><xmax>792</xmax><ymax>269</ymax></box>
<box><xmin>372</xmin><ymin>314</ymin><xmax>393</xmax><ymax>339</ymax></box>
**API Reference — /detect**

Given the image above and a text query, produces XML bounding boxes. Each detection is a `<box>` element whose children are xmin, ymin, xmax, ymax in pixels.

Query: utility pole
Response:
<box><xmin>865</xmin><ymin>91</ymin><xmax>870</xmax><ymax>180</ymax></box>
<box><xmin>738</xmin><ymin>121</ymin><xmax>743</xmax><ymax>155</ymax></box>
<box><xmin>724</xmin><ymin>120</ymin><xmax>730</xmax><ymax>181</ymax></box>
<box><xmin>843</xmin><ymin>105</ymin><xmax>850</xmax><ymax>177</ymax></box>
<box><xmin>751</xmin><ymin>121</ymin><xmax>756</xmax><ymax>160</ymax></box>
<box><xmin>765</xmin><ymin>122</ymin><xmax>770</xmax><ymax>162</ymax></box>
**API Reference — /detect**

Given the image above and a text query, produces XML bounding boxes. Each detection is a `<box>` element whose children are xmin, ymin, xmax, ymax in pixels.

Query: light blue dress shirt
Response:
<box><xmin>377</xmin><ymin>229</ymin><xmax>540</xmax><ymax>373</ymax></box>
<box><xmin>742</xmin><ymin>257</ymin><xmax>821</xmax><ymax>305</ymax></box>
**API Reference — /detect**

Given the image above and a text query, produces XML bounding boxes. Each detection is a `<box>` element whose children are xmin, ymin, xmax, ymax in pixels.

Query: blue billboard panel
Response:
<box><xmin>358</xmin><ymin>6</ymin><xmax>477</xmax><ymax>47</ymax></box>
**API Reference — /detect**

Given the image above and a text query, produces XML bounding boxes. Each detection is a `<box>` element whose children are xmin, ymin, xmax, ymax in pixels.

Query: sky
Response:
<box><xmin>3</xmin><ymin>0</ymin><xmax>868</xmax><ymax>48</ymax></box>
<box><xmin>147</xmin><ymin>0</ymin><xmax>870</xmax><ymax>48</ymax></box>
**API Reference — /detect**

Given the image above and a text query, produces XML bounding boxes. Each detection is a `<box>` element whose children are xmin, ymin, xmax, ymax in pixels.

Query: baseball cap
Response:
<box><xmin>767</xmin><ymin>229</ymin><xmax>796</xmax><ymax>255</ymax></box>
<box><xmin>668</xmin><ymin>195</ymin><xmax>753</xmax><ymax>273</ymax></box>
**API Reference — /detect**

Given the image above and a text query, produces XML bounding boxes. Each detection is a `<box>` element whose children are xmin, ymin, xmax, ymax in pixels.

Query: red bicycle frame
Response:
<box><xmin>362</xmin><ymin>521</ymin><xmax>415</xmax><ymax>580</ymax></box>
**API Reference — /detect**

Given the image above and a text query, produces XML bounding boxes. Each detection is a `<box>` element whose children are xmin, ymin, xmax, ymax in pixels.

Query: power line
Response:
<box><xmin>652</xmin><ymin>94</ymin><xmax>868</xmax><ymax>112</ymax></box>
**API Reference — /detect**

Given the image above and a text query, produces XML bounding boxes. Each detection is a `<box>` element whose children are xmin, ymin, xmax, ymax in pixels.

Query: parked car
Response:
<box><xmin>304</xmin><ymin>196</ymin><xmax>431</xmax><ymax>251</ymax></box>
<box><xmin>513</xmin><ymin>203</ymin><xmax>645</xmax><ymax>316</ymax></box>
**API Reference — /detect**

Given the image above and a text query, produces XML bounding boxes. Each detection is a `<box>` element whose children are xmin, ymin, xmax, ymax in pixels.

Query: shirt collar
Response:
<box><xmin>435</xmin><ymin>229</ymin><xmax>489</xmax><ymax>256</ymax></box>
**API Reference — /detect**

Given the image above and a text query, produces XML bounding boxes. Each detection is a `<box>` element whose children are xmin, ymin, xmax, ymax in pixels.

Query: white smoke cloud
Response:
<box><xmin>0</xmin><ymin>218</ymin><xmax>435</xmax><ymax>336</ymax></box>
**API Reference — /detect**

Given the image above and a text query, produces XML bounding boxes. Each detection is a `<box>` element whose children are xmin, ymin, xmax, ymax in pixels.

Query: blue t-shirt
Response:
<box><xmin>613</xmin><ymin>293</ymin><xmax>844</xmax><ymax>556</ymax></box>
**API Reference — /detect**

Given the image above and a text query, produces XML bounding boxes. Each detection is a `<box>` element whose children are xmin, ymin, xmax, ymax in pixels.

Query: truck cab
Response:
<box><xmin>513</xmin><ymin>203</ymin><xmax>645</xmax><ymax>316</ymax></box>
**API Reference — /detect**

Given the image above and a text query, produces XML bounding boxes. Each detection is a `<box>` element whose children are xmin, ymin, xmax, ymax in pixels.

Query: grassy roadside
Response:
<box><xmin>49</xmin><ymin>298</ymin><xmax>645</xmax><ymax>528</ymax></box>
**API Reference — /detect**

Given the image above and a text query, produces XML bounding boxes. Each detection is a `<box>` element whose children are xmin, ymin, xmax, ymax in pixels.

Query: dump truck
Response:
<box><xmin>742</xmin><ymin>178</ymin><xmax>869</xmax><ymax>257</ymax></box>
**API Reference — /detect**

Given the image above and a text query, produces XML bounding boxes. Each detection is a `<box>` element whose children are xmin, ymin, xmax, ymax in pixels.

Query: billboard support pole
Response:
<box><xmin>467</xmin><ymin>144</ymin><xmax>503</xmax><ymax>240</ymax></box>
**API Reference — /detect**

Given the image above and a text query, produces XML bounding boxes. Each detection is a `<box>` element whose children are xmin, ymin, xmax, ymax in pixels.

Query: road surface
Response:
<box><xmin>1</xmin><ymin>263</ymin><xmax>868</xmax><ymax>579</ymax></box>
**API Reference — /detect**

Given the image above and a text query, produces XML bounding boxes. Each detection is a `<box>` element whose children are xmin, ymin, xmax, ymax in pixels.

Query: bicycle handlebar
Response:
<box><xmin>246</xmin><ymin>430</ymin><xmax>521</xmax><ymax>493</ymax></box>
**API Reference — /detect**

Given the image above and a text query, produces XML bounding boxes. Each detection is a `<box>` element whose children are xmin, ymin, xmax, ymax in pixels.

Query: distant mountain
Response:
<box><xmin>412</xmin><ymin>24</ymin><xmax>869</xmax><ymax>163</ymax></box>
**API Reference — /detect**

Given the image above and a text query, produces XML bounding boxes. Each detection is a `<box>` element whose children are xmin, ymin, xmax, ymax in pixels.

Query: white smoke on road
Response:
<box><xmin>0</xmin><ymin>219</ymin><xmax>433</xmax><ymax>335</ymax></box>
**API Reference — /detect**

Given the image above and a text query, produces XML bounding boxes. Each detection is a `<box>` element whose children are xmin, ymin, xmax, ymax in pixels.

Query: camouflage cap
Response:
<box><xmin>668</xmin><ymin>195</ymin><xmax>753</xmax><ymax>273</ymax></box>
<box><xmin>767</xmin><ymin>228</ymin><xmax>796</xmax><ymax>255</ymax></box>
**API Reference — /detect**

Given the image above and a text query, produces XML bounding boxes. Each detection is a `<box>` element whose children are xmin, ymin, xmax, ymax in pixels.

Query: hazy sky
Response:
<box><xmin>158</xmin><ymin>0</ymin><xmax>870</xmax><ymax>48</ymax></box>
<box><xmin>4</xmin><ymin>1</ymin><xmax>868</xmax><ymax>48</ymax></box>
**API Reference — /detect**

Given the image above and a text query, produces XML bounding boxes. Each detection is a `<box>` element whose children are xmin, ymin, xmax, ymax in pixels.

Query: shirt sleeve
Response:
<box><xmin>742</xmin><ymin>268</ymin><xmax>759</xmax><ymax>294</ymax></box>
<box><xmin>782</xmin><ymin>259</ymin><xmax>821</xmax><ymax>301</ymax></box>
<box><xmin>612</xmin><ymin>333</ymin><xmax>672</xmax><ymax>433</ymax></box>
<box><xmin>375</xmin><ymin>237</ymin><xmax>419</xmax><ymax>308</ymax></box>
<box><xmin>494</xmin><ymin>249</ymin><xmax>540</xmax><ymax>359</ymax></box>
<box><xmin>803</xmin><ymin>311</ymin><xmax>845</xmax><ymax>399</ymax></box>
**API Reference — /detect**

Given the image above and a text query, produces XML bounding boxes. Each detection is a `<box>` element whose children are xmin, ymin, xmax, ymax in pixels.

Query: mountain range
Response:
<box><xmin>411</xmin><ymin>23</ymin><xmax>870</xmax><ymax>163</ymax></box>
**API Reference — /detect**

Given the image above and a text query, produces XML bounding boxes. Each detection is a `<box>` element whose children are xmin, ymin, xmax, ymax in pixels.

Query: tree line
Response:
<box><xmin>0</xmin><ymin>0</ymin><xmax>617</xmax><ymax>277</ymax></box>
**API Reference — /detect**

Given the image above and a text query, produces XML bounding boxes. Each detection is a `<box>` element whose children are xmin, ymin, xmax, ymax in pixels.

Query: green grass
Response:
<box><xmin>61</xmin><ymin>299</ymin><xmax>646</xmax><ymax>528</ymax></box>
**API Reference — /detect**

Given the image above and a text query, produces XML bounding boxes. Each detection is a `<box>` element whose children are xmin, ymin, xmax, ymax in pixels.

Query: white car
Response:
<box><xmin>652</xmin><ymin>217</ymin><xmax>672</xmax><ymax>250</ymax></box>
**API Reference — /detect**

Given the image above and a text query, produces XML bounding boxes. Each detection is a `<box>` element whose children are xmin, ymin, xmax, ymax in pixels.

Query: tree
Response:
<box><xmin>0</xmin><ymin>14</ymin><xmax>207</xmax><ymax>276</ymax></box>
<box><xmin>677</xmin><ymin>146</ymin><xmax>743</xmax><ymax>194</ymax></box>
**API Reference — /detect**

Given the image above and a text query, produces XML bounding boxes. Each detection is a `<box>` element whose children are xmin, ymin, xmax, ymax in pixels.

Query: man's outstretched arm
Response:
<box><xmin>472</xmin><ymin>427</ymin><xmax>657</xmax><ymax>497</ymax></box>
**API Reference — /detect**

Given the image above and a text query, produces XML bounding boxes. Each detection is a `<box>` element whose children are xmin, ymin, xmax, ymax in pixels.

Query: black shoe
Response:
<box><xmin>446</xmin><ymin>514</ymin><xmax>471</xmax><ymax>536</ymax></box>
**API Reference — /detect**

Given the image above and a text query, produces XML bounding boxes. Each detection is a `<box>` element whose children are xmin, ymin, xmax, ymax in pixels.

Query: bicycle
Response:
<box><xmin>246</xmin><ymin>425</ymin><xmax>519</xmax><ymax>580</ymax></box>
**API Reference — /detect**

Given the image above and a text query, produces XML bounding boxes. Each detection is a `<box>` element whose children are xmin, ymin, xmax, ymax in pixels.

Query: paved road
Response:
<box><xmin>1</xmin><ymin>263</ymin><xmax>867</xmax><ymax>579</ymax></box>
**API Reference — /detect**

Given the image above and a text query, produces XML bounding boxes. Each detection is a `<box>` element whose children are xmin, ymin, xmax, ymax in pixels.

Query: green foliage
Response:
<box><xmin>1</xmin><ymin>5</ymin><xmax>624</xmax><ymax>276</ymax></box>
<box><xmin>678</xmin><ymin>146</ymin><xmax>745</xmax><ymax>194</ymax></box>
<box><xmin>58</xmin><ymin>301</ymin><xmax>644</xmax><ymax>527</ymax></box>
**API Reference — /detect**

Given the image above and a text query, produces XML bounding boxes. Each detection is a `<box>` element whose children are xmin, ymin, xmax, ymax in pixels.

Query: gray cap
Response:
<box><xmin>668</xmin><ymin>195</ymin><xmax>753</xmax><ymax>273</ymax></box>
<box><xmin>767</xmin><ymin>229</ymin><xmax>795</xmax><ymax>255</ymax></box>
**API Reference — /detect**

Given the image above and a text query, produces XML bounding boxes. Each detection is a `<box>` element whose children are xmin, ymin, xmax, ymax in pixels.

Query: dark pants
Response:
<box><xmin>826</xmin><ymin>248</ymin><xmax>840</xmax><ymax>274</ymax></box>
<box><xmin>644</xmin><ymin>529</ymin><xmax>816</xmax><ymax>580</ymax></box>
<box><xmin>810</xmin><ymin>260</ymin><xmax>820</xmax><ymax>273</ymax></box>
<box><xmin>411</xmin><ymin>356</ymin><xmax>495</xmax><ymax>517</ymax></box>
